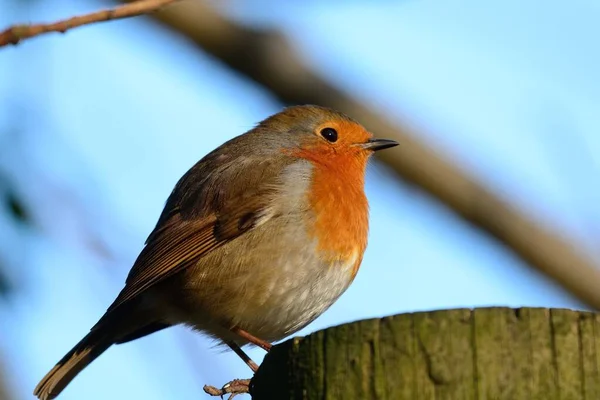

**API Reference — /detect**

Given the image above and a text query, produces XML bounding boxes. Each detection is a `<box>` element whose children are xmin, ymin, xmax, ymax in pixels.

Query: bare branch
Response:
<box><xmin>0</xmin><ymin>0</ymin><xmax>181</xmax><ymax>47</ymax></box>
<box><xmin>4</xmin><ymin>0</ymin><xmax>596</xmax><ymax>308</ymax></box>
<box><xmin>122</xmin><ymin>0</ymin><xmax>600</xmax><ymax>309</ymax></box>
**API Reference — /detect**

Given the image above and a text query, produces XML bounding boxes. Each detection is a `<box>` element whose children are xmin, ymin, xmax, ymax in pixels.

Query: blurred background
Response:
<box><xmin>1</xmin><ymin>0</ymin><xmax>599</xmax><ymax>399</ymax></box>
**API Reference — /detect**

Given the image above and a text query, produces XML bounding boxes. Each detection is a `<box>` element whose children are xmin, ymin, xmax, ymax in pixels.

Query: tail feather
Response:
<box><xmin>34</xmin><ymin>330</ymin><xmax>113</xmax><ymax>400</ymax></box>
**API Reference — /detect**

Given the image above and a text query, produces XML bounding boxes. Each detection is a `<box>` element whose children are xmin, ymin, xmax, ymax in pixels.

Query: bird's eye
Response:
<box><xmin>320</xmin><ymin>127</ymin><xmax>338</xmax><ymax>143</ymax></box>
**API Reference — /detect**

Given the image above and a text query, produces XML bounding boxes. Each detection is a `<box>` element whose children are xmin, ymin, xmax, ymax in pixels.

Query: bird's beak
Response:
<box><xmin>360</xmin><ymin>138</ymin><xmax>399</xmax><ymax>151</ymax></box>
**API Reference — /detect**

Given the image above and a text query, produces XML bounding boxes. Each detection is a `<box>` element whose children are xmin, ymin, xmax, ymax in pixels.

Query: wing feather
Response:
<box><xmin>103</xmin><ymin>149</ymin><xmax>291</xmax><ymax>314</ymax></box>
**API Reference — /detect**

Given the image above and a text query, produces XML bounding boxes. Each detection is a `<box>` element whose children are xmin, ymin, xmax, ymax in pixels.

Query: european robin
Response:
<box><xmin>34</xmin><ymin>105</ymin><xmax>398</xmax><ymax>399</ymax></box>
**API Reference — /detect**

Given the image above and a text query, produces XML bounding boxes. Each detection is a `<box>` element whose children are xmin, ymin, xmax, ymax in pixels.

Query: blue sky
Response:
<box><xmin>0</xmin><ymin>1</ymin><xmax>599</xmax><ymax>399</ymax></box>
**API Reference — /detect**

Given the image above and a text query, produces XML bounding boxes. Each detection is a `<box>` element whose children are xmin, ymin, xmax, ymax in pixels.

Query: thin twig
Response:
<box><xmin>3</xmin><ymin>0</ymin><xmax>596</xmax><ymax>309</ymax></box>
<box><xmin>0</xmin><ymin>0</ymin><xmax>181</xmax><ymax>47</ymax></box>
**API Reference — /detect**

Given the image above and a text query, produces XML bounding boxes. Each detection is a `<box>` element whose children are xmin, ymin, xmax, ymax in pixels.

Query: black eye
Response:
<box><xmin>320</xmin><ymin>127</ymin><xmax>338</xmax><ymax>143</ymax></box>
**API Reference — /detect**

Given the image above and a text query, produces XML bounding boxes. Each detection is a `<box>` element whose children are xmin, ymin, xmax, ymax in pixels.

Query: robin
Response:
<box><xmin>33</xmin><ymin>104</ymin><xmax>398</xmax><ymax>399</ymax></box>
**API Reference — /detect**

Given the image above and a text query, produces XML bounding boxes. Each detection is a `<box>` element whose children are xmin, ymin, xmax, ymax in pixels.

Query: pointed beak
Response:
<box><xmin>360</xmin><ymin>138</ymin><xmax>399</xmax><ymax>151</ymax></box>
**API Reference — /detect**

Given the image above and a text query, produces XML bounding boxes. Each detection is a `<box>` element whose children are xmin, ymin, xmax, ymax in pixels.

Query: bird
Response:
<box><xmin>33</xmin><ymin>104</ymin><xmax>398</xmax><ymax>399</ymax></box>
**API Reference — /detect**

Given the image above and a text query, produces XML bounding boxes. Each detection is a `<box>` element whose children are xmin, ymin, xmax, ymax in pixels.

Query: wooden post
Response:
<box><xmin>251</xmin><ymin>307</ymin><xmax>600</xmax><ymax>399</ymax></box>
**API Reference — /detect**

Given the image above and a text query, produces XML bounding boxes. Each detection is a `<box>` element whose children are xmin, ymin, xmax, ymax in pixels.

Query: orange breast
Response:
<box><xmin>293</xmin><ymin>147</ymin><xmax>370</xmax><ymax>279</ymax></box>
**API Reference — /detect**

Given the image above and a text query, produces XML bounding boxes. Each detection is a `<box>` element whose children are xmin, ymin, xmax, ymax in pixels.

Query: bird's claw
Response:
<box><xmin>203</xmin><ymin>378</ymin><xmax>251</xmax><ymax>399</ymax></box>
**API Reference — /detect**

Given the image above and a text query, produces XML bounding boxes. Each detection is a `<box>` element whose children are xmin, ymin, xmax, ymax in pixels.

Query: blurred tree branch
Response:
<box><xmin>122</xmin><ymin>0</ymin><xmax>600</xmax><ymax>309</ymax></box>
<box><xmin>3</xmin><ymin>0</ymin><xmax>598</xmax><ymax>309</ymax></box>
<box><xmin>0</xmin><ymin>0</ymin><xmax>180</xmax><ymax>47</ymax></box>
<box><xmin>0</xmin><ymin>362</ymin><xmax>13</xmax><ymax>400</ymax></box>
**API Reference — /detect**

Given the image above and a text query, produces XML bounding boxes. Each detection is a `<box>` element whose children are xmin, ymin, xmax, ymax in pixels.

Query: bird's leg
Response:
<box><xmin>203</xmin><ymin>342</ymin><xmax>256</xmax><ymax>399</ymax></box>
<box><xmin>203</xmin><ymin>329</ymin><xmax>271</xmax><ymax>398</ymax></box>
<box><xmin>226</xmin><ymin>341</ymin><xmax>259</xmax><ymax>372</ymax></box>
<box><xmin>231</xmin><ymin>327</ymin><xmax>272</xmax><ymax>352</ymax></box>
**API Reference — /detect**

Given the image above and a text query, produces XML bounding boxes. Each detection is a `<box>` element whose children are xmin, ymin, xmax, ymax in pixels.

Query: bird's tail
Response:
<box><xmin>33</xmin><ymin>328</ymin><xmax>113</xmax><ymax>400</ymax></box>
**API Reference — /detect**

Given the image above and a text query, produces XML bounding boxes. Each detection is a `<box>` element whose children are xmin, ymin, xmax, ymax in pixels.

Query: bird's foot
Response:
<box><xmin>203</xmin><ymin>378</ymin><xmax>251</xmax><ymax>399</ymax></box>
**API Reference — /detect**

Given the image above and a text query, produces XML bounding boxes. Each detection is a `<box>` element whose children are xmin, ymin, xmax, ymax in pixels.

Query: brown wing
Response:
<box><xmin>107</xmin><ymin>199</ymin><xmax>272</xmax><ymax>312</ymax></box>
<box><xmin>103</xmin><ymin>137</ymin><xmax>291</xmax><ymax>314</ymax></box>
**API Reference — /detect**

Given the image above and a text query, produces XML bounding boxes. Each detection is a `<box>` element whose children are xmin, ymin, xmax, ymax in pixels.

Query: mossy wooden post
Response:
<box><xmin>251</xmin><ymin>307</ymin><xmax>600</xmax><ymax>399</ymax></box>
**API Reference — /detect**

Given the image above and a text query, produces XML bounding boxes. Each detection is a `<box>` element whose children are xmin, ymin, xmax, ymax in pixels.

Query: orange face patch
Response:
<box><xmin>291</xmin><ymin>118</ymin><xmax>373</xmax><ymax>170</ymax></box>
<box><xmin>313</xmin><ymin>119</ymin><xmax>373</xmax><ymax>149</ymax></box>
<box><xmin>287</xmin><ymin>118</ymin><xmax>371</xmax><ymax>276</ymax></box>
